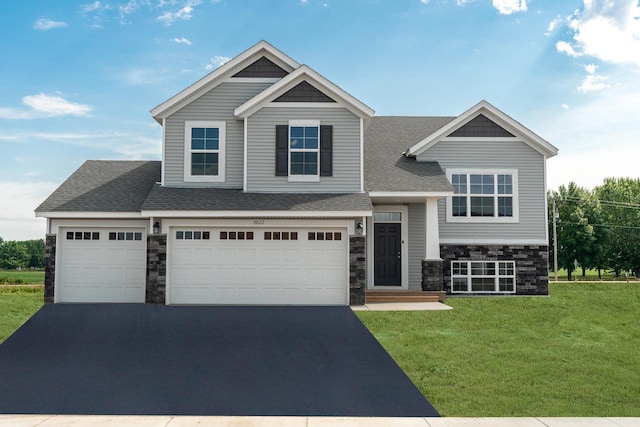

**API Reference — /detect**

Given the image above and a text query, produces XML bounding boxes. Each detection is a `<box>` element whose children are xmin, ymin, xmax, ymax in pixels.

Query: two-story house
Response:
<box><xmin>35</xmin><ymin>41</ymin><xmax>558</xmax><ymax>305</ymax></box>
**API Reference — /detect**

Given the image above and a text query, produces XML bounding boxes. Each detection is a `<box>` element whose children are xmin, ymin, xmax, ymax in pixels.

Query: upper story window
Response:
<box><xmin>275</xmin><ymin>121</ymin><xmax>332</xmax><ymax>181</ymax></box>
<box><xmin>447</xmin><ymin>169</ymin><xmax>518</xmax><ymax>223</ymax></box>
<box><xmin>290</xmin><ymin>122</ymin><xmax>319</xmax><ymax>179</ymax></box>
<box><xmin>184</xmin><ymin>121</ymin><xmax>226</xmax><ymax>182</ymax></box>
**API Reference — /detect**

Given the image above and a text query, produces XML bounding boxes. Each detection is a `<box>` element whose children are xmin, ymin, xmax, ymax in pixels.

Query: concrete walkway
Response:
<box><xmin>2</xmin><ymin>416</ymin><xmax>640</xmax><ymax>426</ymax></box>
<box><xmin>351</xmin><ymin>302</ymin><xmax>452</xmax><ymax>311</ymax></box>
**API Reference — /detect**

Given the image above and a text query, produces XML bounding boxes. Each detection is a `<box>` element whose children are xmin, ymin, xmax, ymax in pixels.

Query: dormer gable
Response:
<box><xmin>232</xmin><ymin>56</ymin><xmax>289</xmax><ymax>78</ymax></box>
<box><xmin>447</xmin><ymin>114</ymin><xmax>515</xmax><ymax>138</ymax></box>
<box><xmin>405</xmin><ymin>100</ymin><xmax>558</xmax><ymax>158</ymax></box>
<box><xmin>150</xmin><ymin>40</ymin><xmax>299</xmax><ymax>123</ymax></box>
<box><xmin>274</xmin><ymin>81</ymin><xmax>336</xmax><ymax>103</ymax></box>
<box><xmin>234</xmin><ymin>65</ymin><xmax>374</xmax><ymax>119</ymax></box>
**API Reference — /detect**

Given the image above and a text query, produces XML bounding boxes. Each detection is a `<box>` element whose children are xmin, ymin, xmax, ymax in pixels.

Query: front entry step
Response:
<box><xmin>366</xmin><ymin>290</ymin><xmax>446</xmax><ymax>303</ymax></box>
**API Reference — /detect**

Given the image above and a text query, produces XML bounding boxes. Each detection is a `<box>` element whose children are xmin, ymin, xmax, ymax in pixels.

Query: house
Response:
<box><xmin>35</xmin><ymin>41</ymin><xmax>558</xmax><ymax>305</ymax></box>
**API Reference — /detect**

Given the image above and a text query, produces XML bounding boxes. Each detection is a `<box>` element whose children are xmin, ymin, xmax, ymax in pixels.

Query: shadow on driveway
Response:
<box><xmin>0</xmin><ymin>304</ymin><xmax>439</xmax><ymax>417</ymax></box>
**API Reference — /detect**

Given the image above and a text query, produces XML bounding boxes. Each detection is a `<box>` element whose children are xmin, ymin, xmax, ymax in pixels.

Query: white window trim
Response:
<box><xmin>288</xmin><ymin>119</ymin><xmax>320</xmax><ymax>183</ymax></box>
<box><xmin>451</xmin><ymin>260</ymin><xmax>516</xmax><ymax>294</ymax></box>
<box><xmin>446</xmin><ymin>168</ymin><xmax>519</xmax><ymax>223</ymax></box>
<box><xmin>184</xmin><ymin>120</ymin><xmax>226</xmax><ymax>183</ymax></box>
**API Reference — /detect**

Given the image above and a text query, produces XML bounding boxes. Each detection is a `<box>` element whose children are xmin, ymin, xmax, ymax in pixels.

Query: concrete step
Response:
<box><xmin>365</xmin><ymin>290</ymin><xmax>446</xmax><ymax>303</ymax></box>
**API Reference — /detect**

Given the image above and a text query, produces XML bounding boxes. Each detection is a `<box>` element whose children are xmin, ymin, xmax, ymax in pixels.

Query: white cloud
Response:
<box><xmin>557</xmin><ymin>0</ymin><xmax>640</xmax><ymax>67</ymax></box>
<box><xmin>545</xmin><ymin>16</ymin><xmax>562</xmax><ymax>35</ymax></box>
<box><xmin>585</xmin><ymin>63</ymin><xmax>597</xmax><ymax>74</ymax></box>
<box><xmin>492</xmin><ymin>0</ymin><xmax>527</xmax><ymax>15</ymax></box>
<box><xmin>0</xmin><ymin>94</ymin><xmax>92</xmax><ymax>119</ymax></box>
<box><xmin>578</xmin><ymin>73</ymin><xmax>610</xmax><ymax>92</ymax></box>
<box><xmin>157</xmin><ymin>0</ymin><xmax>202</xmax><ymax>26</ymax></box>
<box><xmin>81</xmin><ymin>1</ymin><xmax>103</xmax><ymax>12</ymax></box>
<box><xmin>22</xmin><ymin>93</ymin><xmax>92</xmax><ymax>117</ymax></box>
<box><xmin>205</xmin><ymin>55</ymin><xmax>231</xmax><ymax>70</ymax></box>
<box><xmin>420</xmin><ymin>0</ymin><xmax>430</xmax><ymax>4</ymax></box>
<box><xmin>33</xmin><ymin>18</ymin><xmax>68</xmax><ymax>30</ymax></box>
<box><xmin>556</xmin><ymin>40</ymin><xmax>581</xmax><ymax>57</ymax></box>
<box><xmin>561</xmin><ymin>104</ymin><xmax>569</xmax><ymax>109</ymax></box>
<box><xmin>0</xmin><ymin>182</ymin><xmax>57</xmax><ymax>241</ymax></box>
<box><xmin>172</xmin><ymin>37</ymin><xmax>192</xmax><ymax>45</ymax></box>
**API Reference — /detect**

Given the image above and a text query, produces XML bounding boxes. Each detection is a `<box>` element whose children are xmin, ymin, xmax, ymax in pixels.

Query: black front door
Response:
<box><xmin>374</xmin><ymin>223</ymin><xmax>401</xmax><ymax>286</ymax></box>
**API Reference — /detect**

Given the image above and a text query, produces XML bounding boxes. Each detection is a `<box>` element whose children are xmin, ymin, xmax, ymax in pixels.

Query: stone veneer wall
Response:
<box><xmin>349</xmin><ymin>236</ymin><xmax>366</xmax><ymax>305</ymax></box>
<box><xmin>422</xmin><ymin>260</ymin><xmax>444</xmax><ymax>291</ymax></box>
<box><xmin>440</xmin><ymin>245</ymin><xmax>549</xmax><ymax>295</ymax></box>
<box><xmin>146</xmin><ymin>234</ymin><xmax>167</xmax><ymax>304</ymax></box>
<box><xmin>44</xmin><ymin>234</ymin><xmax>56</xmax><ymax>303</ymax></box>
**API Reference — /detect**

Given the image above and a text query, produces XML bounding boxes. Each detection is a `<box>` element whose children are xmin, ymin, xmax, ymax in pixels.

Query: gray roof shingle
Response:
<box><xmin>141</xmin><ymin>186</ymin><xmax>372</xmax><ymax>212</ymax></box>
<box><xmin>364</xmin><ymin>116</ymin><xmax>455</xmax><ymax>192</ymax></box>
<box><xmin>35</xmin><ymin>161</ymin><xmax>161</xmax><ymax>212</ymax></box>
<box><xmin>37</xmin><ymin>116</ymin><xmax>457</xmax><ymax>214</ymax></box>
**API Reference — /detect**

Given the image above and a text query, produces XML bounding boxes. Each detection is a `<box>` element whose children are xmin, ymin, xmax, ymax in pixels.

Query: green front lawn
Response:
<box><xmin>0</xmin><ymin>286</ymin><xmax>43</xmax><ymax>343</ymax></box>
<box><xmin>357</xmin><ymin>283</ymin><xmax>640</xmax><ymax>417</ymax></box>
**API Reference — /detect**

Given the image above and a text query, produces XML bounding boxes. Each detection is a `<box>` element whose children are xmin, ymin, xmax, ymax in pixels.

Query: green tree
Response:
<box><xmin>23</xmin><ymin>239</ymin><xmax>45</xmax><ymax>269</ymax></box>
<box><xmin>595</xmin><ymin>177</ymin><xmax>640</xmax><ymax>277</ymax></box>
<box><xmin>0</xmin><ymin>240</ymin><xmax>29</xmax><ymax>270</ymax></box>
<box><xmin>549</xmin><ymin>183</ymin><xmax>599</xmax><ymax>280</ymax></box>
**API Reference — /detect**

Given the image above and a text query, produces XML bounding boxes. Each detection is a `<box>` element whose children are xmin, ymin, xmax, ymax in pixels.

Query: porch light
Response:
<box><xmin>153</xmin><ymin>221</ymin><xmax>160</xmax><ymax>234</ymax></box>
<box><xmin>355</xmin><ymin>221</ymin><xmax>364</xmax><ymax>235</ymax></box>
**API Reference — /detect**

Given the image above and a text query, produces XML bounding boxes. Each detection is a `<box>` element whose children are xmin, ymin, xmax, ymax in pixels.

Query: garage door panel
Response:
<box><xmin>169</xmin><ymin>227</ymin><xmax>348</xmax><ymax>305</ymax></box>
<box><xmin>58</xmin><ymin>228</ymin><xmax>146</xmax><ymax>303</ymax></box>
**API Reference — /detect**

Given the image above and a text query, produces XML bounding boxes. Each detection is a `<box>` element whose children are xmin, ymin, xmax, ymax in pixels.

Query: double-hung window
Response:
<box><xmin>184</xmin><ymin>121</ymin><xmax>226</xmax><ymax>182</ymax></box>
<box><xmin>447</xmin><ymin>169</ymin><xmax>518</xmax><ymax>222</ymax></box>
<box><xmin>451</xmin><ymin>260</ymin><xmax>516</xmax><ymax>293</ymax></box>
<box><xmin>288</xmin><ymin>120</ymin><xmax>319</xmax><ymax>181</ymax></box>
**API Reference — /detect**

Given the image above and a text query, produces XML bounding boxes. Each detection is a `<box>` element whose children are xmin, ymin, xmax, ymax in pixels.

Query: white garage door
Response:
<box><xmin>169</xmin><ymin>228</ymin><xmax>348</xmax><ymax>305</ymax></box>
<box><xmin>58</xmin><ymin>228</ymin><xmax>146</xmax><ymax>303</ymax></box>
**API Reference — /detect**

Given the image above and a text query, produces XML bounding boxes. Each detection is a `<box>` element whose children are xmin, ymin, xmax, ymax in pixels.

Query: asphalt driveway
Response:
<box><xmin>0</xmin><ymin>304</ymin><xmax>438</xmax><ymax>417</ymax></box>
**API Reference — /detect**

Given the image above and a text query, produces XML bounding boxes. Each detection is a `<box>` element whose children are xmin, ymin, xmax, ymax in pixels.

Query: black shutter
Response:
<box><xmin>320</xmin><ymin>125</ymin><xmax>333</xmax><ymax>177</ymax></box>
<box><xmin>275</xmin><ymin>125</ymin><xmax>288</xmax><ymax>176</ymax></box>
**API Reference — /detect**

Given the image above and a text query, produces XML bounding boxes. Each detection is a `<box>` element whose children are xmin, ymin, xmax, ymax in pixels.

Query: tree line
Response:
<box><xmin>549</xmin><ymin>177</ymin><xmax>640</xmax><ymax>280</ymax></box>
<box><xmin>0</xmin><ymin>237</ymin><xmax>45</xmax><ymax>270</ymax></box>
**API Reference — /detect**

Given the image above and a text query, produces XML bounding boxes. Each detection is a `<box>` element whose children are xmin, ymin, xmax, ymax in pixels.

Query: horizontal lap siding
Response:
<box><xmin>247</xmin><ymin>107</ymin><xmax>361</xmax><ymax>193</ymax></box>
<box><xmin>418</xmin><ymin>140</ymin><xmax>546</xmax><ymax>242</ymax></box>
<box><xmin>408</xmin><ymin>203</ymin><xmax>426</xmax><ymax>290</ymax></box>
<box><xmin>164</xmin><ymin>82</ymin><xmax>272</xmax><ymax>188</ymax></box>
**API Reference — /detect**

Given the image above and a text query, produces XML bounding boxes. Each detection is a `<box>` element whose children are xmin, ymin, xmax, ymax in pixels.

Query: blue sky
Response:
<box><xmin>1</xmin><ymin>0</ymin><xmax>639</xmax><ymax>241</ymax></box>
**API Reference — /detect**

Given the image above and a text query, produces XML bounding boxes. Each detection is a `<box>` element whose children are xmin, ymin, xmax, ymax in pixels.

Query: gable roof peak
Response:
<box><xmin>405</xmin><ymin>100</ymin><xmax>558</xmax><ymax>158</ymax></box>
<box><xmin>150</xmin><ymin>41</ymin><xmax>300</xmax><ymax>122</ymax></box>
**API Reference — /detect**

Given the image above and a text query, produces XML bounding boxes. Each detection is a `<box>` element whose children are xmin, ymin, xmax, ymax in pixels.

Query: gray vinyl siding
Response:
<box><xmin>163</xmin><ymin>82</ymin><xmax>272</xmax><ymax>188</ymax></box>
<box><xmin>417</xmin><ymin>139</ymin><xmax>547</xmax><ymax>242</ymax></box>
<box><xmin>246</xmin><ymin>107</ymin><xmax>361</xmax><ymax>193</ymax></box>
<box><xmin>407</xmin><ymin>203</ymin><xmax>426</xmax><ymax>290</ymax></box>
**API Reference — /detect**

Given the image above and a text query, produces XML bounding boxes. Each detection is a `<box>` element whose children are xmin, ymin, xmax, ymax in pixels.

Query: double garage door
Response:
<box><xmin>169</xmin><ymin>227</ymin><xmax>348</xmax><ymax>305</ymax></box>
<box><xmin>57</xmin><ymin>226</ymin><xmax>349</xmax><ymax>305</ymax></box>
<box><xmin>58</xmin><ymin>228</ymin><xmax>147</xmax><ymax>303</ymax></box>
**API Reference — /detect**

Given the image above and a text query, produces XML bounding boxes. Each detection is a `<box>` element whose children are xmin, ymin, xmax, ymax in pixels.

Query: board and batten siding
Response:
<box><xmin>246</xmin><ymin>107</ymin><xmax>361</xmax><ymax>193</ymax></box>
<box><xmin>417</xmin><ymin>139</ymin><xmax>547</xmax><ymax>243</ymax></box>
<box><xmin>407</xmin><ymin>203</ymin><xmax>426</xmax><ymax>290</ymax></box>
<box><xmin>163</xmin><ymin>82</ymin><xmax>273</xmax><ymax>188</ymax></box>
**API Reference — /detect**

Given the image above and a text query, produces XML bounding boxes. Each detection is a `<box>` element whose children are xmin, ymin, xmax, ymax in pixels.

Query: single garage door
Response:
<box><xmin>58</xmin><ymin>228</ymin><xmax>146</xmax><ymax>303</ymax></box>
<box><xmin>169</xmin><ymin>227</ymin><xmax>348</xmax><ymax>305</ymax></box>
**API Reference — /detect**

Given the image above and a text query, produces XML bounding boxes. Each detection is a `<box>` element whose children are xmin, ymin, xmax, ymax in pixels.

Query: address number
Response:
<box><xmin>253</xmin><ymin>220</ymin><xmax>265</xmax><ymax>225</ymax></box>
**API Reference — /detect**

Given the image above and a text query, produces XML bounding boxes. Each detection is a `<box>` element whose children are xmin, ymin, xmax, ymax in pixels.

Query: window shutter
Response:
<box><xmin>275</xmin><ymin>125</ymin><xmax>288</xmax><ymax>176</ymax></box>
<box><xmin>320</xmin><ymin>125</ymin><xmax>333</xmax><ymax>177</ymax></box>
